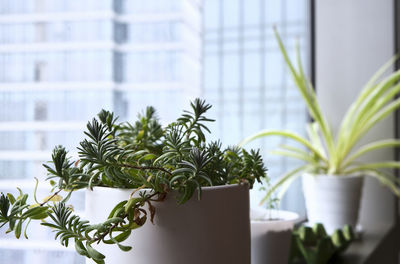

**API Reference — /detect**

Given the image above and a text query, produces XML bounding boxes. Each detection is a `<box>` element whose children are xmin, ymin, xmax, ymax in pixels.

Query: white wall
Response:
<box><xmin>315</xmin><ymin>0</ymin><xmax>396</xmax><ymax>227</ymax></box>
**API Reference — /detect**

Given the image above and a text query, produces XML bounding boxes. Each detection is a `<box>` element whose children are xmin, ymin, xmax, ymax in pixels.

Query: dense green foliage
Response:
<box><xmin>0</xmin><ymin>99</ymin><xmax>267</xmax><ymax>263</ymax></box>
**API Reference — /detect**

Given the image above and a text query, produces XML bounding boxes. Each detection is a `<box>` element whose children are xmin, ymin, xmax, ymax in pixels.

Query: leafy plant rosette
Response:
<box><xmin>241</xmin><ymin>28</ymin><xmax>400</xmax><ymax>205</ymax></box>
<box><xmin>0</xmin><ymin>99</ymin><xmax>267</xmax><ymax>263</ymax></box>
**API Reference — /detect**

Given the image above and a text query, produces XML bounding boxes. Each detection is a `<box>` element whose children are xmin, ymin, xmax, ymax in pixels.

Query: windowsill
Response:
<box><xmin>334</xmin><ymin>222</ymin><xmax>399</xmax><ymax>264</ymax></box>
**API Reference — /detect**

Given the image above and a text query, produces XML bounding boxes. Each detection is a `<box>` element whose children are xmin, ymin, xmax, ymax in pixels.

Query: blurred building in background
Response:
<box><xmin>202</xmin><ymin>0</ymin><xmax>308</xmax><ymax>208</ymax></box>
<box><xmin>0</xmin><ymin>0</ymin><xmax>201</xmax><ymax>263</ymax></box>
<box><xmin>0</xmin><ymin>0</ymin><xmax>308</xmax><ymax>263</ymax></box>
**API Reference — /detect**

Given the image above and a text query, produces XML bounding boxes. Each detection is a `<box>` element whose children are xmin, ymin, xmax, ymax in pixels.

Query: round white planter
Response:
<box><xmin>85</xmin><ymin>184</ymin><xmax>250</xmax><ymax>264</ymax></box>
<box><xmin>250</xmin><ymin>208</ymin><xmax>299</xmax><ymax>264</ymax></box>
<box><xmin>302</xmin><ymin>174</ymin><xmax>363</xmax><ymax>234</ymax></box>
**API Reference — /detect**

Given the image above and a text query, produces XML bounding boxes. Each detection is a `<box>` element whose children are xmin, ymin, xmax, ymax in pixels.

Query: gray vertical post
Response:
<box><xmin>315</xmin><ymin>0</ymin><xmax>396</xmax><ymax>228</ymax></box>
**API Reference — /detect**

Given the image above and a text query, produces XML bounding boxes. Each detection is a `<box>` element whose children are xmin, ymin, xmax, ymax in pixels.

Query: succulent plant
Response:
<box><xmin>0</xmin><ymin>99</ymin><xmax>267</xmax><ymax>263</ymax></box>
<box><xmin>290</xmin><ymin>223</ymin><xmax>355</xmax><ymax>264</ymax></box>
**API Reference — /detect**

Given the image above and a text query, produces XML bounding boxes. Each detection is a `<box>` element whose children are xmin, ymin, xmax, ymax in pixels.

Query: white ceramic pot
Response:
<box><xmin>85</xmin><ymin>184</ymin><xmax>250</xmax><ymax>264</ymax></box>
<box><xmin>302</xmin><ymin>174</ymin><xmax>363</xmax><ymax>234</ymax></box>
<box><xmin>250</xmin><ymin>208</ymin><xmax>299</xmax><ymax>264</ymax></box>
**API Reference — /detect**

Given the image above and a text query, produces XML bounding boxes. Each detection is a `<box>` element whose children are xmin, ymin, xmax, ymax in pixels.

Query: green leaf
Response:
<box><xmin>273</xmin><ymin>27</ymin><xmax>335</xmax><ymax>160</ymax></box>
<box><xmin>86</xmin><ymin>243</ymin><xmax>105</xmax><ymax>260</ymax></box>
<box><xmin>75</xmin><ymin>240</ymin><xmax>89</xmax><ymax>257</ymax></box>
<box><xmin>15</xmin><ymin>219</ymin><xmax>22</xmax><ymax>239</ymax></box>
<box><xmin>30</xmin><ymin>212</ymin><xmax>49</xmax><ymax>220</ymax></box>
<box><xmin>113</xmin><ymin>230</ymin><xmax>131</xmax><ymax>243</ymax></box>
<box><xmin>33</xmin><ymin>177</ymin><xmax>40</xmax><ymax>204</ymax></box>
<box><xmin>344</xmin><ymin>161</ymin><xmax>400</xmax><ymax>174</ymax></box>
<box><xmin>169</xmin><ymin>175</ymin><xmax>187</xmax><ymax>184</ymax></box>
<box><xmin>88</xmin><ymin>173</ymin><xmax>99</xmax><ymax>190</ymax></box>
<box><xmin>19</xmin><ymin>194</ymin><xmax>28</xmax><ymax>205</ymax></box>
<box><xmin>240</xmin><ymin>130</ymin><xmax>327</xmax><ymax>163</ymax></box>
<box><xmin>298</xmin><ymin>226</ymin><xmax>316</xmax><ymax>244</ymax></box>
<box><xmin>177</xmin><ymin>183</ymin><xmax>195</xmax><ymax>204</ymax></box>
<box><xmin>342</xmin><ymin>139</ymin><xmax>400</xmax><ymax>169</ymax></box>
<box><xmin>270</xmin><ymin>149</ymin><xmax>315</xmax><ymax>164</ymax></box>
<box><xmin>103</xmin><ymin>239</ymin><xmax>116</xmax><ymax>245</ymax></box>
<box><xmin>343</xmin><ymin>225</ymin><xmax>355</xmax><ymax>242</ymax></box>
<box><xmin>124</xmin><ymin>198</ymin><xmax>141</xmax><ymax>213</ymax></box>
<box><xmin>101</xmin><ymin>174</ymin><xmax>114</xmax><ymax>187</ymax></box>
<box><xmin>362</xmin><ymin>169</ymin><xmax>400</xmax><ymax>196</ymax></box>
<box><xmin>9</xmin><ymin>218</ymin><xmax>15</xmax><ymax>231</ymax></box>
<box><xmin>312</xmin><ymin>223</ymin><xmax>327</xmax><ymax>238</ymax></box>
<box><xmin>7</xmin><ymin>193</ymin><xmax>16</xmax><ymax>205</ymax></box>
<box><xmin>260</xmin><ymin>165</ymin><xmax>308</xmax><ymax>205</ymax></box>
<box><xmin>102</xmin><ymin>217</ymin><xmax>123</xmax><ymax>226</ymax></box>
<box><xmin>332</xmin><ymin>229</ymin><xmax>346</xmax><ymax>249</ymax></box>
<box><xmin>61</xmin><ymin>191</ymin><xmax>73</xmax><ymax>203</ymax></box>
<box><xmin>23</xmin><ymin>218</ymin><xmax>31</xmax><ymax>239</ymax></box>
<box><xmin>142</xmin><ymin>154</ymin><xmax>156</xmax><ymax>160</ymax></box>
<box><xmin>16</xmin><ymin>188</ymin><xmax>23</xmax><ymax>199</ymax></box>
<box><xmin>105</xmin><ymin>230</ymin><xmax>133</xmax><ymax>251</ymax></box>
<box><xmin>108</xmin><ymin>200</ymin><xmax>127</xmax><ymax>218</ymax></box>
<box><xmin>22</xmin><ymin>206</ymin><xmax>48</xmax><ymax>219</ymax></box>
<box><xmin>306</xmin><ymin>122</ymin><xmax>327</xmax><ymax>158</ymax></box>
<box><xmin>93</xmin><ymin>259</ymin><xmax>105</xmax><ymax>264</ymax></box>
<box><xmin>117</xmin><ymin>243</ymin><xmax>132</xmax><ymax>251</ymax></box>
<box><xmin>137</xmin><ymin>130</ymin><xmax>145</xmax><ymax>140</ymax></box>
<box><xmin>276</xmin><ymin>170</ymin><xmax>303</xmax><ymax>201</ymax></box>
<box><xmin>364</xmin><ymin>55</ymin><xmax>400</xmax><ymax>91</ymax></box>
<box><xmin>336</xmin><ymin>72</ymin><xmax>400</xmax><ymax>171</ymax></box>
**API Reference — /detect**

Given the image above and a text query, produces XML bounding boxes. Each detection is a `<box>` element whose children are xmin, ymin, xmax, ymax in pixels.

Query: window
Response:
<box><xmin>0</xmin><ymin>0</ymin><xmax>310</xmax><ymax>263</ymax></box>
<box><xmin>202</xmin><ymin>0</ymin><xmax>310</xmax><ymax>209</ymax></box>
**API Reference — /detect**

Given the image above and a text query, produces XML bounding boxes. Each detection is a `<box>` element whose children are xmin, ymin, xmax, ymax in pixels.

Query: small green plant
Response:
<box><xmin>241</xmin><ymin>28</ymin><xmax>400</xmax><ymax>204</ymax></box>
<box><xmin>0</xmin><ymin>99</ymin><xmax>267</xmax><ymax>263</ymax></box>
<box><xmin>290</xmin><ymin>223</ymin><xmax>355</xmax><ymax>264</ymax></box>
<box><xmin>258</xmin><ymin>175</ymin><xmax>280</xmax><ymax>220</ymax></box>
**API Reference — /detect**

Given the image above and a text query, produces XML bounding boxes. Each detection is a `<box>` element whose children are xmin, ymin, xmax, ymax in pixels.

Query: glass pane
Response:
<box><xmin>223</xmin><ymin>0</ymin><xmax>240</xmax><ymax>27</ymax></box>
<box><xmin>204</xmin><ymin>0</ymin><xmax>220</xmax><ymax>29</ymax></box>
<box><xmin>244</xmin><ymin>0</ymin><xmax>260</xmax><ymax>25</ymax></box>
<box><xmin>0</xmin><ymin>0</ymin><xmax>309</xmax><ymax>263</ymax></box>
<box><xmin>202</xmin><ymin>0</ymin><xmax>309</xmax><ymax>211</ymax></box>
<box><xmin>222</xmin><ymin>54</ymin><xmax>239</xmax><ymax>87</ymax></box>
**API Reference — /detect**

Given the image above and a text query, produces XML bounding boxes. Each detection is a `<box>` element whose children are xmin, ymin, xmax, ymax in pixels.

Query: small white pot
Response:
<box><xmin>85</xmin><ymin>184</ymin><xmax>250</xmax><ymax>264</ymax></box>
<box><xmin>302</xmin><ymin>174</ymin><xmax>363</xmax><ymax>234</ymax></box>
<box><xmin>250</xmin><ymin>208</ymin><xmax>299</xmax><ymax>264</ymax></box>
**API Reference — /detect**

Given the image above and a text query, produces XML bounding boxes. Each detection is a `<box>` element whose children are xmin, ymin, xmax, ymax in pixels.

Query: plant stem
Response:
<box><xmin>120</xmin><ymin>163</ymin><xmax>172</xmax><ymax>176</ymax></box>
<box><xmin>39</xmin><ymin>189</ymin><xmax>62</xmax><ymax>206</ymax></box>
<box><xmin>92</xmin><ymin>191</ymin><xmax>163</xmax><ymax>244</ymax></box>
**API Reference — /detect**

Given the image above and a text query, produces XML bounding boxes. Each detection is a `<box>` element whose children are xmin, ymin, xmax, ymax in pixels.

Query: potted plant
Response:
<box><xmin>241</xmin><ymin>28</ymin><xmax>400</xmax><ymax>233</ymax></box>
<box><xmin>250</xmin><ymin>203</ymin><xmax>299</xmax><ymax>264</ymax></box>
<box><xmin>0</xmin><ymin>99</ymin><xmax>267</xmax><ymax>264</ymax></box>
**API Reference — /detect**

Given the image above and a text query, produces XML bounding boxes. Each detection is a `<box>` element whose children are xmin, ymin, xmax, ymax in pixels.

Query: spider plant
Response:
<box><xmin>241</xmin><ymin>28</ymin><xmax>400</xmax><ymax>204</ymax></box>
